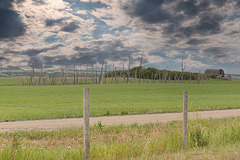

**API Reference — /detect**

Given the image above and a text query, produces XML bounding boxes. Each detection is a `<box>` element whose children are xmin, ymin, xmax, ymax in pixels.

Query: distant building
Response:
<box><xmin>204</xmin><ymin>69</ymin><xmax>232</xmax><ymax>80</ymax></box>
<box><xmin>205</xmin><ymin>69</ymin><xmax>225</xmax><ymax>77</ymax></box>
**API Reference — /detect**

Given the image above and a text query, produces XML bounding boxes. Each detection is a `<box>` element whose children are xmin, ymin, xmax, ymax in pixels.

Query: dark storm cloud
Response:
<box><xmin>61</xmin><ymin>22</ymin><xmax>80</xmax><ymax>33</ymax></box>
<box><xmin>195</xmin><ymin>14</ymin><xmax>223</xmax><ymax>34</ymax></box>
<box><xmin>5</xmin><ymin>44</ymin><xmax>64</xmax><ymax>57</ymax></box>
<box><xmin>45</xmin><ymin>18</ymin><xmax>67</xmax><ymax>27</ymax></box>
<box><xmin>16</xmin><ymin>0</ymin><xmax>26</xmax><ymax>3</ymax></box>
<box><xmin>21</xmin><ymin>44</ymin><xmax>64</xmax><ymax>56</ymax></box>
<box><xmin>0</xmin><ymin>0</ymin><xmax>26</xmax><ymax>39</ymax></box>
<box><xmin>123</xmin><ymin>0</ymin><xmax>179</xmax><ymax>24</ymax></box>
<box><xmin>123</xmin><ymin>0</ymin><xmax>233</xmax><ymax>45</ymax></box>
<box><xmin>36</xmin><ymin>40</ymin><xmax>142</xmax><ymax>67</ymax></box>
<box><xmin>45</xmin><ymin>19</ymin><xmax>79</xmax><ymax>33</ymax></box>
<box><xmin>203</xmin><ymin>47</ymin><xmax>229</xmax><ymax>58</ymax></box>
<box><xmin>176</xmin><ymin>0</ymin><xmax>199</xmax><ymax>17</ymax></box>
<box><xmin>212</xmin><ymin>0</ymin><xmax>227</xmax><ymax>6</ymax></box>
<box><xmin>236</xmin><ymin>0</ymin><xmax>240</xmax><ymax>7</ymax></box>
<box><xmin>74</xmin><ymin>46</ymin><xmax>89</xmax><ymax>52</ymax></box>
<box><xmin>186</xmin><ymin>39</ymin><xmax>207</xmax><ymax>45</ymax></box>
<box><xmin>0</xmin><ymin>0</ymin><xmax>14</xmax><ymax>8</ymax></box>
<box><xmin>0</xmin><ymin>56</ymin><xmax>6</xmax><ymax>61</ymax></box>
<box><xmin>5</xmin><ymin>44</ymin><xmax>65</xmax><ymax>69</ymax></box>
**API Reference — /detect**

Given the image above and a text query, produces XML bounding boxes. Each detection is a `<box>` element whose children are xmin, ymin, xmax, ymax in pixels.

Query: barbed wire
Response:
<box><xmin>0</xmin><ymin>105</ymin><xmax>181</xmax><ymax>112</ymax></box>
<box><xmin>89</xmin><ymin>107</ymin><xmax>180</xmax><ymax>110</ymax></box>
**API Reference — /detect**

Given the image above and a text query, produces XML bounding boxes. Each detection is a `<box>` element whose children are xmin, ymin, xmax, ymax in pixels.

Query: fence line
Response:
<box><xmin>1</xmin><ymin>89</ymin><xmax>240</xmax><ymax>159</ymax></box>
<box><xmin>83</xmin><ymin>88</ymin><xmax>90</xmax><ymax>160</ymax></box>
<box><xmin>0</xmin><ymin>105</ymin><xmax>79</xmax><ymax>110</ymax></box>
<box><xmin>183</xmin><ymin>91</ymin><xmax>188</xmax><ymax>150</ymax></box>
<box><xmin>0</xmin><ymin>104</ymin><xmax>180</xmax><ymax>111</ymax></box>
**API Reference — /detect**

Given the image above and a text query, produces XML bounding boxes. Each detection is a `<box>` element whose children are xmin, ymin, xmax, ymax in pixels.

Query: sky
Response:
<box><xmin>0</xmin><ymin>0</ymin><xmax>240</xmax><ymax>74</ymax></box>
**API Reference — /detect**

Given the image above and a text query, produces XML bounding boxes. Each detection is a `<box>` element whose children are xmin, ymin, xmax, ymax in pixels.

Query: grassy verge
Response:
<box><xmin>1</xmin><ymin>117</ymin><xmax>240</xmax><ymax>159</ymax></box>
<box><xmin>0</xmin><ymin>80</ymin><xmax>240</xmax><ymax>121</ymax></box>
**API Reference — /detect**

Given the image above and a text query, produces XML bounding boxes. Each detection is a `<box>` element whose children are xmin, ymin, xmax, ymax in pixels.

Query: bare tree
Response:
<box><xmin>30</xmin><ymin>60</ymin><xmax>35</xmax><ymax>85</ymax></box>
<box><xmin>38</xmin><ymin>63</ymin><xmax>44</xmax><ymax>85</ymax></box>
<box><xmin>139</xmin><ymin>50</ymin><xmax>144</xmax><ymax>83</ymax></box>
<box><xmin>99</xmin><ymin>61</ymin><xmax>105</xmax><ymax>84</ymax></box>
<box><xmin>180</xmin><ymin>57</ymin><xmax>185</xmax><ymax>83</ymax></box>
<box><xmin>127</xmin><ymin>55</ymin><xmax>131</xmax><ymax>83</ymax></box>
<box><xmin>104</xmin><ymin>61</ymin><xmax>107</xmax><ymax>84</ymax></box>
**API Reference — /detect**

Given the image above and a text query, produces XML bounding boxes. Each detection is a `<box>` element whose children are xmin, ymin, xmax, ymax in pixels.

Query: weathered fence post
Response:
<box><xmin>183</xmin><ymin>91</ymin><xmax>188</xmax><ymax>150</ymax></box>
<box><xmin>83</xmin><ymin>88</ymin><xmax>90</xmax><ymax>160</ymax></box>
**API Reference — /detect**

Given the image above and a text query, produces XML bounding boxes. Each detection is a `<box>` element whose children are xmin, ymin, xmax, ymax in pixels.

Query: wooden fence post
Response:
<box><xmin>83</xmin><ymin>88</ymin><xmax>90</xmax><ymax>160</ymax></box>
<box><xmin>183</xmin><ymin>91</ymin><xmax>188</xmax><ymax>150</ymax></box>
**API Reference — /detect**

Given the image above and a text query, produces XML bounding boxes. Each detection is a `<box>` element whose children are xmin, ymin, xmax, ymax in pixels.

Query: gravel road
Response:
<box><xmin>1</xmin><ymin>109</ymin><xmax>240</xmax><ymax>132</ymax></box>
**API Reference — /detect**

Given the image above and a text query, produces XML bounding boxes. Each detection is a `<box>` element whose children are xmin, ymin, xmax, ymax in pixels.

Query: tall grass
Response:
<box><xmin>1</xmin><ymin>117</ymin><xmax>240</xmax><ymax>159</ymax></box>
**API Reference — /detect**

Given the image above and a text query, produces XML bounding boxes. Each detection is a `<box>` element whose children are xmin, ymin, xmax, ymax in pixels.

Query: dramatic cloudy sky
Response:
<box><xmin>0</xmin><ymin>0</ymin><xmax>240</xmax><ymax>73</ymax></box>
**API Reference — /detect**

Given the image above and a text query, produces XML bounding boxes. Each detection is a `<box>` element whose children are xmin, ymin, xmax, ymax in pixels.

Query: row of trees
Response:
<box><xmin>107</xmin><ymin>66</ymin><xmax>200</xmax><ymax>81</ymax></box>
<box><xmin>18</xmin><ymin>56</ymin><xmax>208</xmax><ymax>85</ymax></box>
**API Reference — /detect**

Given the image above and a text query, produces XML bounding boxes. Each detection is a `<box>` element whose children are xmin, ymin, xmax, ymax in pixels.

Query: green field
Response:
<box><xmin>0</xmin><ymin>78</ymin><xmax>23</xmax><ymax>86</ymax></box>
<box><xmin>0</xmin><ymin>79</ymin><xmax>240</xmax><ymax>121</ymax></box>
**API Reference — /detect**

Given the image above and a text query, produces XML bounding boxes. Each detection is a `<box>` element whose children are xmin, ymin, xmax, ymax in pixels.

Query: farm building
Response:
<box><xmin>205</xmin><ymin>69</ymin><xmax>225</xmax><ymax>77</ymax></box>
<box><xmin>204</xmin><ymin>69</ymin><xmax>232</xmax><ymax>80</ymax></box>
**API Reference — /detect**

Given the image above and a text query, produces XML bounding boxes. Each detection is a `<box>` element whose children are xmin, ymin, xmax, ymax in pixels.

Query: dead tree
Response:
<box><xmin>189</xmin><ymin>72</ymin><xmax>192</xmax><ymax>84</ymax></box>
<box><xmin>64</xmin><ymin>67</ymin><xmax>68</xmax><ymax>85</ymax></box>
<box><xmin>104</xmin><ymin>61</ymin><xmax>107</xmax><ymax>84</ymax></box>
<box><xmin>180</xmin><ymin>57</ymin><xmax>185</xmax><ymax>83</ymax></box>
<box><xmin>86</xmin><ymin>65</ymin><xmax>89</xmax><ymax>84</ymax></box>
<box><xmin>30</xmin><ymin>60</ymin><xmax>35</xmax><ymax>85</ymax></box>
<box><xmin>158</xmin><ymin>70</ymin><xmax>161</xmax><ymax>83</ymax></box>
<box><xmin>127</xmin><ymin>56</ymin><xmax>130</xmax><ymax>83</ymax></box>
<box><xmin>38</xmin><ymin>64</ymin><xmax>44</xmax><ymax>85</ymax></box>
<box><xmin>115</xmin><ymin>67</ymin><xmax>117</xmax><ymax>84</ymax></box>
<box><xmin>73</xmin><ymin>66</ymin><xmax>76</xmax><ymax>85</ymax></box>
<box><xmin>98</xmin><ymin>61</ymin><xmax>104</xmax><ymax>84</ymax></box>
<box><xmin>122</xmin><ymin>63</ymin><xmax>125</xmax><ymax>84</ymax></box>
<box><xmin>139</xmin><ymin>50</ymin><xmax>144</xmax><ymax>83</ymax></box>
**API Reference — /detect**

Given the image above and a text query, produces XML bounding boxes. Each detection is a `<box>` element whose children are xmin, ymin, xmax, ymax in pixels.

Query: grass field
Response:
<box><xmin>1</xmin><ymin>117</ymin><xmax>240</xmax><ymax>159</ymax></box>
<box><xmin>0</xmin><ymin>79</ymin><xmax>240</xmax><ymax>121</ymax></box>
<box><xmin>0</xmin><ymin>78</ymin><xmax>23</xmax><ymax>86</ymax></box>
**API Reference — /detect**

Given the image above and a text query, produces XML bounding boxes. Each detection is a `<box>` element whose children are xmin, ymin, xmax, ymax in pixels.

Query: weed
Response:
<box><xmin>190</xmin><ymin>127</ymin><xmax>209</xmax><ymax>148</ymax></box>
<box><xmin>94</xmin><ymin>121</ymin><xmax>103</xmax><ymax>129</ymax></box>
<box><xmin>121</xmin><ymin>111</ymin><xmax>128</xmax><ymax>115</ymax></box>
<box><xmin>106</xmin><ymin>110</ymin><xmax>111</xmax><ymax>116</ymax></box>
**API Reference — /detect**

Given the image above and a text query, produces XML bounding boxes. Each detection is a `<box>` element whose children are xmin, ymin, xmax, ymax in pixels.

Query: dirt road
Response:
<box><xmin>1</xmin><ymin>109</ymin><xmax>240</xmax><ymax>132</ymax></box>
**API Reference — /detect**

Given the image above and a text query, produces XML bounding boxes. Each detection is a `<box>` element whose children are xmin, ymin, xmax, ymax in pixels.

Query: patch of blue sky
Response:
<box><xmin>44</xmin><ymin>35</ymin><xmax>60</xmax><ymax>44</ymax></box>
<box><xmin>91</xmin><ymin>17</ymin><xmax>115</xmax><ymax>39</ymax></box>
<box><xmin>81</xmin><ymin>34</ymin><xmax>92</xmax><ymax>42</ymax></box>
<box><xmin>63</xmin><ymin>0</ymin><xmax>109</xmax><ymax>11</ymax></box>
<box><xmin>227</xmin><ymin>13</ymin><xmax>240</xmax><ymax>21</ymax></box>
<box><xmin>212</xmin><ymin>62</ymin><xmax>240</xmax><ymax>74</ymax></box>
<box><xmin>145</xmin><ymin>59</ymin><xmax>180</xmax><ymax>71</ymax></box>
<box><xmin>72</xmin><ymin>12</ymin><xmax>115</xmax><ymax>40</ymax></box>
<box><xmin>111</xmin><ymin>26</ymin><xmax>132</xmax><ymax>34</ymax></box>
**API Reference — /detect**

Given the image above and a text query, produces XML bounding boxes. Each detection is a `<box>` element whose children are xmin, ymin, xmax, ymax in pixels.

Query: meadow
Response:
<box><xmin>0</xmin><ymin>78</ymin><xmax>240</xmax><ymax>121</ymax></box>
<box><xmin>1</xmin><ymin>117</ymin><xmax>240</xmax><ymax>159</ymax></box>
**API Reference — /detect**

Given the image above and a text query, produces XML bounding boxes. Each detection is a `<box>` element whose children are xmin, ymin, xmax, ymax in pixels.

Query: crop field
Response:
<box><xmin>0</xmin><ymin>79</ymin><xmax>240</xmax><ymax>121</ymax></box>
<box><xmin>1</xmin><ymin>117</ymin><xmax>240</xmax><ymax>159</ymax></box>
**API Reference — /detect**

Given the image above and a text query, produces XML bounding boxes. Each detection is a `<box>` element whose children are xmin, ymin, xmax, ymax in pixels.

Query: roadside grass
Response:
<box><xmin>1</xmin><ymin>117</ymin><xmax>240</xmax><ymax>159</ymax></box>
<box><xmin>0</xmin><ymin>80</ymin><xmax>240</xmax><ymax>121</ymax></box>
